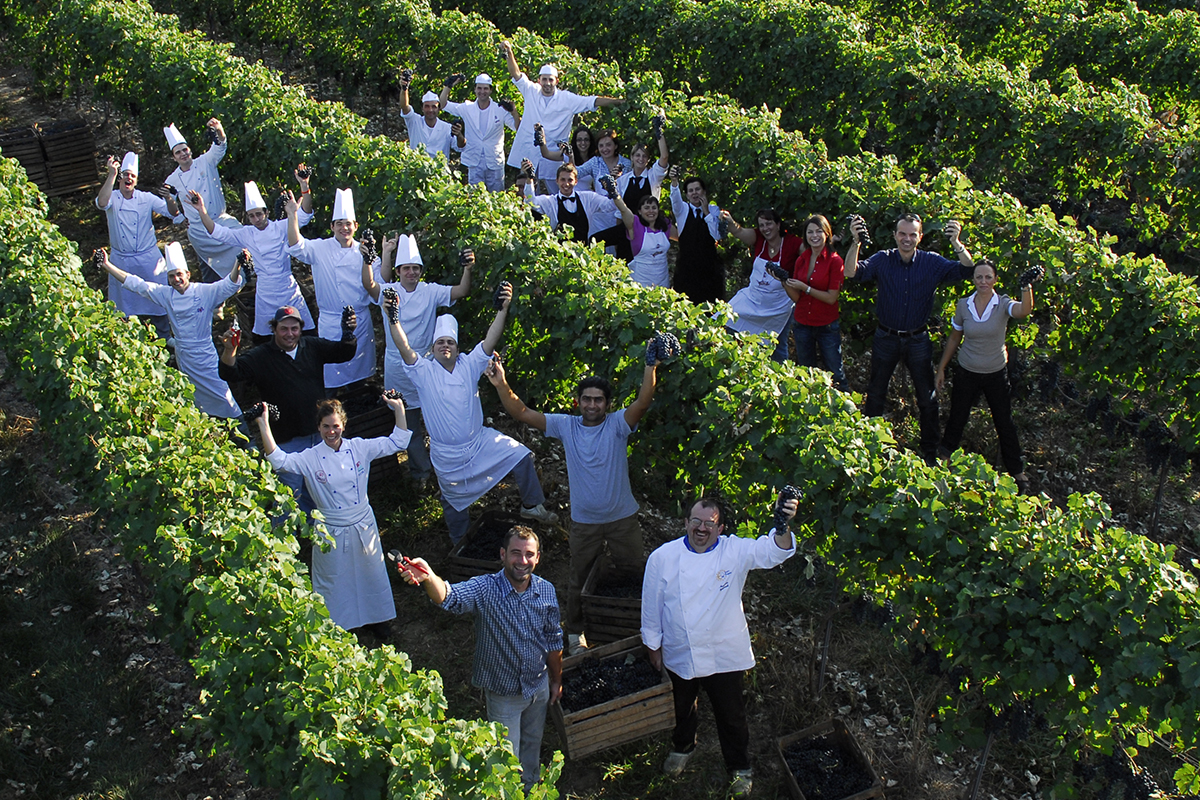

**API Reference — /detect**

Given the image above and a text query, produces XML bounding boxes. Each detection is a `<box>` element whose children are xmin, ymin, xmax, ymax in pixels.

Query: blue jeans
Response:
<box><xmin>864</xmin><ymin>329</ymin><xmax>939</xmax><ymax>463</ymax></box>
<box><xmin>772</xmin><ymin>318</ymin><xmax>793</xmax><ymax>363</ymax></box>
<box><xmin>486</xmin><ymin>675</ymin><xmax>550</xmax><ymax>790</ymax></box>
<box><xmin>792</xmin><ymin>319</ymin><xmax>847</xmax><ymax>388</ymax></box>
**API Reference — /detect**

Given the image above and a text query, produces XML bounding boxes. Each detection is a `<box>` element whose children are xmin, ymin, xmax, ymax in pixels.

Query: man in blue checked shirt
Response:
<box><xmin>845</xmin><ymin>213</ymin><xmax>975</xmax><ymax>465</ymax></box>
<box><xmin>398</xmin><ymin>526</ymin><xmax>562</xmax><ymax>791</ymax></box>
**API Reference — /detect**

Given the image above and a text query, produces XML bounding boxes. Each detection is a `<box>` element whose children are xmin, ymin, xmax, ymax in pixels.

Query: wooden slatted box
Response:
<box><xmin>550</xmin><ymin>634</ymin><xmax>673</xmax><ymax>760</ymax></box>
<box><xmin>777</xmin><ymin>718</ymin><xmax>884</xmax><ymax>800</ymax></box>
<box><xmin>443</xmin><ymin>509</ymin><xmax>521</xmax><ymax>582</ymax></box>
<box><xmin>580</xmin><ymin>559</ymin><xmax>643</xmax><ymax>645</ymax></box>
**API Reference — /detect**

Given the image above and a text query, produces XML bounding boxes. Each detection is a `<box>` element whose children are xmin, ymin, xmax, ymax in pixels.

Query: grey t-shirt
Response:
<box><xmin>952</xmin><ymin>292</ymin><xmax>1019</xmax><ymax>374</ymax></box>
<box><xmin>544</xmin><ymin>409</ymin><xmax>639</xmax><ymax>525</ymax></box>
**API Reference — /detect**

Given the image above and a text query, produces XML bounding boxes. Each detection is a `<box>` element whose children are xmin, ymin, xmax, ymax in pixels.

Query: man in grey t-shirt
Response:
<box><xmin>487</xmin><ymin>345</ymin><xmax>661</xmax><ymax>655</ymax></box>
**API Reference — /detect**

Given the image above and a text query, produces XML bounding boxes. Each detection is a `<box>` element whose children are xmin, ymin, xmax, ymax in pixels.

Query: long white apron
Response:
<box><xmin>727</xmin><ymin>249</ymin><xmax>794</xmax><ymax>335</ymax></box>
<box><xmin>109</xmin><ymin>248</ymin><xmax>168</xmax><ymax>317</ymax></box>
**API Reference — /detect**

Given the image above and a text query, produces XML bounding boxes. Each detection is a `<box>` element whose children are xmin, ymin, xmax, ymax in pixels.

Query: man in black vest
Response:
<box><xmin>521</xmin><ymin>161</ymin><xmax>616</xmax><ymax>244</ymax></box>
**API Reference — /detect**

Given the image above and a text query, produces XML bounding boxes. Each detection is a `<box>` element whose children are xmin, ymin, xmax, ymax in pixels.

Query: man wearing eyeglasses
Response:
<box><xmin>845</xmin><ymin>213</ymin><xmax>975</xmax><ymax>465</ymax></box>
<box><xmin>640</xmin><ymin>494</ymin><xmax>798</xmax><ymax>798</ymax></box>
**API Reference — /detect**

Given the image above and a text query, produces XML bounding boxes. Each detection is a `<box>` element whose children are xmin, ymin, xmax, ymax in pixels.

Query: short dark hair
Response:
<box><xmin>756</xmin><ymin>208</ymin><xmax>785</xmax><ymax>228</ymax></box>
<box><xmin>638</xmin><ymin>195</ymin><xmax>670</xmax><ymax>232</ymax></box>
<box><xmin>688</xmin><ymin>495</ymin><xmax>727</xmax><ymax>527</ymax></box>
<box><xmin>682</xmin><ymin>176</ymin><xmax>707</xmax><ymax>195</ymax></box>
<box><xmin>895</xmin><ymin>212</ymin><xmax>923</xmax><ymax>230</ymax></box>
<box><xmin>556</xmin><ymin>163</ymin><xmax>578</xmax><ymax>180</ymax></box>
<box><xmin>503</xmin><ymin>525</ymin><xmax>540</xmax><ymax>552</ymax></box>
<box><xmin>315</xmin><ymin>398</ymin><xmax>347</xmax><ymax>427</ymax></box>
<box><xmin>576</xmin><ymin>376</ymin><xmax>613</xmax><ymax>404</ymax></box>
<box><xmin>973</xmin><ymin>258</ymin><xmax>997</xmax><ymax>277</ymax></box>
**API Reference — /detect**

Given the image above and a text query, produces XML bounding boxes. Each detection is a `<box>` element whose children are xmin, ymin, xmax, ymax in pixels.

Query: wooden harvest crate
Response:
<box><xmin>0</xmin><ymin>126</ymin><xmax>49</xmax><ymax>189</ymax></box>
<box><xmin>777</xmin><ymin>718</ymin><xmax>884</xmax><ymax>800</ymax></box>
<box><xmin>443</xmin><ymin>509</ymin><xmax>521</xmax><ymax>582</ymax></box>
<box><xmin>37</xmin><ymin>121</ymin><xmax>100</xmax><ymax>197</ymax></box>
<box><xmin>550</xmin><ymin>634</ymin><xmax>673</xmax><ymax>760</ymax></box>
<box><xmin>581</xmin><ymin>559</ymin><xmax>643</xmax><ymax>645</ymax></box>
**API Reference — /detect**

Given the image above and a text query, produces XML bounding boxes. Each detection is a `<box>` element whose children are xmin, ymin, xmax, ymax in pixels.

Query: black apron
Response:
<box><xmin>556</xmin><ymin>195</ymin><xmax>589</xmax><ymax>243</ymax></box>
<box><xmin>604</xmin><ymin>174</ymin><xmax>653</xmax><ymax>262</ymax></box>
<box><xmin>673</xmin><ymin>206</ymin><xmax>724</xmax><ymax>303</ymax></box>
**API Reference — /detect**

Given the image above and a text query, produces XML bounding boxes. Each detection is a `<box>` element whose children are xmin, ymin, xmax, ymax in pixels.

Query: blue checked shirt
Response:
<box><xmin>854</xmin><ymin>248</ymin><xmax>974</xmax><ymax>332</ymax></box>
<box><xmin>440</xmin><ymin>571</ymin><xmax>563</xmax><ymax>698</ymax></box>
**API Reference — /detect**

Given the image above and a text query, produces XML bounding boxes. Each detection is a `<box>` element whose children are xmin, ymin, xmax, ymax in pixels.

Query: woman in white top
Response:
<box><xmin>256</xmin><ymin>395</ymin><xmax>411</xmax><ymax>633</ymax></box>
<box><xmin>614</xmin><ymin>193</ymin><xmax>678</xmax><ymax>288</ymax></box>
<box><xmin>936</xmin><ymin>259</ymin><xmax>1039</xmax><ymax>493</ymax></box>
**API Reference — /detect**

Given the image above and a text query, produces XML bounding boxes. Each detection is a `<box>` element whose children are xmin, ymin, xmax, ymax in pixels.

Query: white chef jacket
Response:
<box><xmin>641</xmin><ymin>531</ymin><xmax>795</xmax><ymax>679</ymax></box>
<box><xmin>165</xmin><ymin>139</ymin><xmax>242</xmax><ymax>277</ymax></box>
<box><xmin>508</xmin><ymin>76</ymin><xmax>596</xmax><ymax>179</ymax></box>
<box><xmin>523</xmin><ymin>186</ymin><xmax>617</xmax><ymax>235</ymax></box>
<box><xmin>266</xmin><ymin>427</ymin><xmax>412</xmax><ymax>630</ymax></box>
<box><xmin>401</xmin><ymin>111</ymin><xmax>459</xmax><ymax>160</ymax></box>
<box><xmin>123</xmin><ymin>273</ymin><xmax>243</xmax><ymax>418</ymax></box>
<box><xmin>404</xmin><ymin>343</ymin><xmax>531</xmax><ymax>511</ymax></box>
<box><xmin>443</xmin><ymin>99</ymin><xmax>516</xmax><ymax>169</ymax></box>
<box><xmin>97</xmin><ymin>189</ymin><xmax>172</xmax><ymax>317</ymax></box>
<box><xmin>286</xmin><ymin>235</ymin><xmax>375</xmax><ymax>387</ymax></box>
<box><xmin>208</xmin><ymin>211</ymin><xmax>317</xmax><ymax>335</ymax></box>
<box><xmin>669</xmin><ymin>184</ymin><xmax>723</xmax><ymax>241</ymax></box>
<box><xmin>369</xmin><ymin>277</ymin><xmax>455</xmax><ymax>409</ymax></box>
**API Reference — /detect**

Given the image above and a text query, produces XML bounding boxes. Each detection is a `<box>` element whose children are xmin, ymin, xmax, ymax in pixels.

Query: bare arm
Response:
<box><xmin>485</xmin><ymin>359</ymin><xmax>547</xmax><ymax>432</ymax></box>
<box><xmin>773</xmin><ymin>498</ymin><xmax>798</xmax><ymax>548</ymax></box>
<box><xmin>96</xmin><ymin>156</ymin><xmax>118</xmax><ymax>209</ymax></box>
<box><xmin>218</xmin><ymin>327</ymin><xmax>240</xmax><ymax>367</ymax></box>
<box><xmin>397</xmin><ymin>557</ymin><xmax>450</xmax><ymax>604</ymax></box>
<box><xmin>1011</xmin><ymin>285</ymin><xmax>1034</xmax><ymax>318</ymax></box>
<box><xmin>285</xmin><ymin>191</ymin><xmax>301</xmax><ymax>247</ymax></box>
<box><xmin>594</xmin><ymin>96</ymin><xmax>625</xmax><ymax>108</ymax></box>
<box><xmin>719</xmin><ymin>210</ymin><xmax>756</xmax><ymax>247</ymax></box>
<box><xmin>383</xmin><ymin>301</ymin><xmax>420</xmax><ymax>366</ymax></box>
<box><xmin>253</xmin><ymin>413</ymin><xmax>278</xmax><ymax>457</ymax></box>
<box><xmin>945</xmin><ymin>220</ymin><xmax>973</xmax><ymax>267</ymax></box>
<box><xmin>656</xmin><ymin>131</ymin><xmax>669</xmax><ymax>167</ymax></box>
<box><xmin>295</xmin><ymin>166</ymin><xmax>314</xmax><ymax>214</ymax></box>
<box><xmin>399</xmin><ymin>78</ymin><xmax>412</xmax><ymax>115</ymax></box>
<box><xmin>547</xmin><ymin>649</ymin><xmax>563</xmax><ymax>705</ymax></box>
<box><xmin>615</xmin><ymin>192</ymin><xmax>636</xmax><ymax>236</ymax></box>
<box><xmin>362</xmin><ymin>251</ymin><xmax>381</xmax><ymax>301</ymax></box>
<box><xmin>480</xmin><ymin>284</ymin><xmax>512</xmax><ymax>356</ymax></box>
<box><xmin>438</xmin><ymin>84</ymin><xmax>451</xmax><ymax>108</ymax></box>
<box><xmin>189</xmin><ymin>191</ymin><xmax>217</xmax><ymax>234</ymax></box>
<box><xmin>936</xmin><ymin>328</ymin><xmax>964</xmax><ymax>391</ymax></box>
<box><xmin>449</xmin><ymin>249</ymin><xmax>473</xmax><ymax>301</ymax></box>
<box><xmin>380</xmin><ymin>232</ymin><xmax>397</xmax><ymax>283</ymax></box>
<box><xmin>624</xmin><ymin>358</ymin><xmax>658</xmax><ymax>428</ymax></box>
<box><xmin>382</xmin><ymin>393</ymin><xmax>408</xmax><ymax>430</ymax></box>
<box><xmin>844</xmin><ymin>217</ymin><xmax>866</xmax><ymax>279</ymax></box>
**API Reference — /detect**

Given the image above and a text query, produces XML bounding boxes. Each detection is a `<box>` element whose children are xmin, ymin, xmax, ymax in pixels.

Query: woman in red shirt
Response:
<box><xmin>785</xmin><ymin>214</ymin><xmax>848</xmax><ymax>391</ymax></box>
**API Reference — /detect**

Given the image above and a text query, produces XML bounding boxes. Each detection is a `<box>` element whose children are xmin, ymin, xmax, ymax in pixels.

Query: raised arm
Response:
<box><xmin>480</xmin><ymin>283</ymin><xmax>512</xmax><ymax>356</ymax></box>
<box><xmin>295</xmin><ymin>165</ymin><xmax>314</xmax><ymax>214</ymax></box>
<box><xmin>1010</xmin><ymin>267</ymin><xmax>1041</xmax><ymax>318</ymax></box>
<box><xmin>485</xmin><ymin>358</ymin><xmax>547</xmax><ymax>432</ymax></box>
<box><xmin>97</xmin><ymin>249</ymin><xmax>130</xmax><ymax>284</ymax></box>
<box><xmin>844</xmin><ymin>217</ymin><xmax>866</xmax><ymax>279</ymax></box>
<box><xmin>594</xmin><ymin>96</ymin><xmax>625</xmax><ymax>108</ymax></box>
<box><xmin>398</xmin><ymin>73</ymin><xmax>413</xmax><ymax>115</ymax></box>
<box><xmin>362</xmin><ymin>247</ymin><xmax>382</xmax><ymax>301</ymax></box>
<box><xmin>96</xmin><ymin>156</ymin><xmax>119</xmax><ymax>209</ymax></box>
<box><xmin>284</xmin><ymin>190</ymin><xmax>301</xmax><ymax>247</ymax></box>
<box><xmin>251</xmin><ymin>408</ymin><xmax>278</xmax><ymax>456</ymax></box>
<box><xmin>382</xmin><ymin>293</ymin><xmax>420</xmax><ymax>366</ymax></box>
<box><xmin>624</xmin><ymin>349</ymin><xmax>659</xmax><ymax>427</ymax></box>
<box><xmin>945</xmin><ymin>220</ymin><xmax>974</xmax><ymax>267</ymax></box>
<box><xmin>379</xmin><ymin>232</ymin><xmax>397</xmax><ymax>283</ymax></box>
<box><xmin>719</xmin><ymin>210</ymin><xmax>756</xmax><ymax>247</ymax></box>
<box><xmin>615</xmin><ymin>192</ymin><xmax>637</xmax><ymax>237</ymax></box>
<box><xmin>450</xmin><ymin>248</ymin><xmax>474</xmax><ymax>301</ymax></box>
<box><xmin>188</xmin><ymin>190</ymin><xmax>217</xmax><ymax>234</ymax></box>
<box><xmin>382</xmin><ymin>392</ymin><xmax>408</xmax><ymax>431</ymax></box>
<box><xmin>501</xmin><ymin>40</ymin><xmax>521</xmax><ymax>81</ymax></box>
<box><xmin>397</xmin><ymin>556</ymin><xmax>449</xmax><ymax>604</ymax></box>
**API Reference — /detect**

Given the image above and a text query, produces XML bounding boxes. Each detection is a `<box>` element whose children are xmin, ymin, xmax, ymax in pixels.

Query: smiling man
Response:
<box><xmin>486</xmin><ymin>342</ymin><xmax>661</xmax><ymax>655</ymax></box>
<box><xmin>163</xmin><ymin>120</ymin><xmax>242</xmax><ymax>281</ymax></box>
<box><xmin>844</xmin><ymin>213</ymin><xmax>975</xmax><ymax>465</ymax></box>
<box><xmin>397</xmin><ymin>526</ymin><xmax>562</xmax><ymax>793</ymax></box>
<box><xmin>382</xmin><ymin>285</ymin><xmax>558</xmax><ymax>543</ymax></box>
<box><xmin>641</xmin><ymin>493</ymin><xmax>798</xmax><ymax>797</ymax></box>
<box><xmin>98</xmin><ymin>241</ymin><xmax>242</xmax><ymax>420</ymax></box>
<box><xmin>522</xmin><ymin>161</ymin><xmax>616</xmax><ymax>244</ymax></box>
<box><xmin>439</xmin><ymin>72</ymin><xmax>520</xmax><ymax>191</ymax></box>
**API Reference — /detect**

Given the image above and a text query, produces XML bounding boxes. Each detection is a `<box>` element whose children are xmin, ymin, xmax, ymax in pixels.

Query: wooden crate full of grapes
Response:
<box><xmin>580</xmin><ymin>560</ymin><xmax>643</xmax><ymax>645</ymax></box>
<box><xmin>550</xmin><ymin>635</ymin><xmax>674</xmax><ymax>760</ymax></box>
<box><xmin>777</xmin><ymin>718</ymin><xmax>884</xmax><ymax>800</ymax></box>
<box><xmin>444</xmin><ymin>509</ymin><xmax>522</xmax><ymax>582</ymax></box>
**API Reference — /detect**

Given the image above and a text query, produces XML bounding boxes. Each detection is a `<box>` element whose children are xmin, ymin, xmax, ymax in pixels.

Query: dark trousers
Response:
<box><xmin>864</xmin><ymin>329</ymin><xmax>939</xmax><ymax>462</ymax></box>
<box><xmin>668</xmin><ymin>668</ymin><xmax>751</xmax><ymax>771</ymax></box>
<box><xmin>939</xmin><ymin>364</ymin><xmax>1025</xmax><ymax>476</ymax></box>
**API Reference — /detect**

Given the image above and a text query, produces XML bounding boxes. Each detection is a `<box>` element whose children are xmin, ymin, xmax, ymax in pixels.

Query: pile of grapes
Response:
<box><xmin>560</xmin><ymin>656</ymin><xmax>661</xmax><ymax>713</ymax></box>
<box><xmin>782</xmin><ymin>734</ymin><xmax>873</xmax><ymax>800</ymax></box>
<box><xmin>458</xmin><ymin>517</ymin><xmax>515</xmax><ymax>561</ymax></box>
<box><xmin>591</xmin><ymin>572</ymin><xmax>642</xmax><ymax>599</ymax></box>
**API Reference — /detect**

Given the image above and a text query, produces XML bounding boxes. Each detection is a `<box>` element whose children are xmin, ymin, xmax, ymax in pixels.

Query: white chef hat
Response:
<box><xmin>119</xmin><ymin>151</ymin><xmax>139</xmax><ymax>175</ymax></box>
<box><xmin>395</xmin><ymin>234</ymin><xmax>423</xmax><ymax>267</ymax></box>
<box><xmin>332</xmin><ymin>188</ymin><xmax>356</xmax><ymax>222</ymax></box>
<box><xmin>421</xmin><ymin>91</ymin><xmax>440</xmax><ymax>104</ymax></box>
<box><xmin>432</xmin><ymin>314</ymin><xmax>458</xmax><ymax>343</ymax></box>
<box><xmin>475</xmin><ymin>73</ymin><xmax>493</xmax><ymax>86</ymax></box>
<box><xmin>244</xmin><ymin>181</ymin><xmax>267</xmax><ymax>212</ymax></box>
<box><xmin>163</xmin><ymin>124</ymin><xmax>187</xmax><ymax>151</ymax></box>
<box><xmin>163</xmin><ymin>241</ymin><xmax>189</xmax><ymax>275</ymax></box>
<box><xmin>538</xmin><ymin>64</ymin><xmax>558</xmax><ymax>77</ymax></box>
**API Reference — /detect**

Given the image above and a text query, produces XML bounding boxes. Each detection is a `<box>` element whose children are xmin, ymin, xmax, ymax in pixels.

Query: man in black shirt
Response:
<box><xmin>218</xmin><ymin>305</ymin><xmax>356</xmax><ymax>511</ymax></box>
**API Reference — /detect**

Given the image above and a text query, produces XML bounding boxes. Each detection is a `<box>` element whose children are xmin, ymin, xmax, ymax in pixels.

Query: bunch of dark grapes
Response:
<box><xmin>236</xmin><ymin>249</ymin><xmax>255</xmax><ymax>281</ymax></box>
<box><xmin>1007</xmin><ymin>355</ymin><xmax>1030</xmax><ymax>401</ymax></box>
<box><xmin>340</xmin><ymin>305</ymin><xmax>356</xmax><ymax>335</ymax></box>
<box><xmin>782</xmin><ymin>735</ymin><xmax>873</xmax><ymax>800</ymax></box>
<box><xmin>1017</xmin><ymin>265</ymin><xmax>1045</xmax><ymax>288</ymax></box>
<box><xmin>849</xmin><ymin>214</ymin><xmax>872</xmax><ymax>247</ymax></box>
<box><xmin>1039</xmin><ymin>361</ymin><xmax>1061</xmax><ymax>402</ymax></box>
<box><xmin>272</xmin><ymin>192</ymin><xmax>287</xmax><ymax>220</ymax></box>
<box><xmin>458</xmin><ymin>248</ymin><xmax>474</xmax><ymax>267</ymax></box>
<box><xmin>383</xmin><ymin>389</ymin><xmax>402</xmax><ymax>401</ymax></box>
<box><xmin>381</xmin><ymin>287</ymin><xmax>400</xmax><ymax>324</ymax></box>
<box><xmin>597</xmin><ymin>173</ymin><xmax>618</xmax><ymax>199</ymax></box>
<box><xmin>496</xmin><ymin>98</ymin><xmax>515</xmax><ymax>113</ymax></box>
<box><xmin>773</xmin><ymin>485</ymin><xmax>802</xmax><ymax>530</ymax></box>
<box><xmin>984</xmin><ymin>706</ymin><xmax>1007</xmax><ymax>735</ymax></box>
<box><xmin>206</xmin><ymin>125</ymin><xmax>220</xmax><ymax>144</ymax></box>
<box><xmin>493</xmin><ymin>280</ymin><xmax>512</xmax><ymax>310</ymax></box>
<box><xmin>1006</xmin><ymin>702</ymin><xmax>1032</xmax><ymax>743</ymax></box>
<box><xmin>296</xmin><ymin>163</ymin><xmax>312</xmax><ymax>180</ymax></box>
<box><xmin>560</xmin><ymin>657</ymin><xmax>661</xmax><ymax>713</ymax></box>
<box><xmin>1126</xmin><ymin>769</ymin><xmax>1160</xmax><ymax>800</ymax></box>
<box><xmin>1085</xmin><ymin>394</ymin><xmax>1110</xmax><ymax>424</ymax></box>
<box><xmin>243</xmin><ymin>402</ymin><xmax>279</xmax><ymax>422</ymax></box>
<box><xmin>533</xmin><ymin>123</ymin><xmax>546</xmax><ymax>147</ymax></box>
<box><xmin>399</xmin><ymin>67</ymin><xmax>413</xmax><ymax>85</ymax></box>
<box><xmin>645</xmin><ymin>331</ymin><xmax>682</xmax><ymax>365</ymax></box>
<box><xmin>360</xmin><ymin>228</ymin><xmax>377</xmax><ymax>264</ymax></box>
<box><xmin>92</xmin><ymin>248</ymin><xmax>105</xmax><ymax>269</ymax></box>
<box><xmin>651</xmin><ymin>114</ymin><xmax>665</xmax><ymax>141</ymax></box>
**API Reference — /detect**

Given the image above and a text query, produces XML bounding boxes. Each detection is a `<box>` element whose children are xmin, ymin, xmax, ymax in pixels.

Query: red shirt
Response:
<box><xmin>792</xmin><ymin>246</ymin><xmax>844</xmax><ymax>327</ymax></box>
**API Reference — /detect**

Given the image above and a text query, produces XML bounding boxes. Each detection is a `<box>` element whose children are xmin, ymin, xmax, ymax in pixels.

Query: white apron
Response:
<box><xmin>109</xmin><ymin>248</ymin><xmax>168</xmax><ymax>317</ymax></box>
<box><xmin>727</xmin><ymin>246</ymin><xmax>794</xmax><ymax>335</ymax></box>
<box><xmin>629</xmin><ymin>228</ymin><xmax>671</xmax><ymax>288</ymax></box>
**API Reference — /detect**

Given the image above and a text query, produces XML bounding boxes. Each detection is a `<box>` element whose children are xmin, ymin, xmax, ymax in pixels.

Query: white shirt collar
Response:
<box><xmin>966</xmin><ymin>291</ymin><xmax>1000</xmax><ymax>323</ymax></box>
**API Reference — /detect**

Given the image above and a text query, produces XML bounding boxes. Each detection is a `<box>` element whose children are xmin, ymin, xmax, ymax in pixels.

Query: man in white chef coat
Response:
<box><xmin>98</xmin><ymin>241</ymin><xmax>243</xmax><ymax>419</ymax></box>
<box><xmin>285</xmin><ymin>187</ymin><xmax>376</xmax><ymax>390</ymax></box>
<box><xmin>95</xmin><ymin>151</ymin><xmax>182</xmax><ymax>339</ymax></box>
<box><xmin>501</xmin><ymin>41</ymin><xmax>624</xmax><ymax>189</ymax></box>
<box><xmin>381</xmin><ymin>285</ymin><xmax>559</xmax><ymax>543</ymax></box>
<box><xmin>439</xmin><ymin>72</ymin><xmax>520</xmax><ymax>191</ymax></box>
<box><xmin>641</xmin><ymin>494</ymin><xmax>798</xmax><ymax>798</ymax></box>
<box><xmin>192</xmin><ymin>168</ymin><xmax>317</xmax><ymax>337</ymax></box>
<box><xmin>399</xmin><ymin>77</ymin><xmax>465</xmax><ymax>161</ymax></box>
<box><xmin>163</xmin><ymin>120</ymin><xmax>242</xmax><ymax>281</ymax></box>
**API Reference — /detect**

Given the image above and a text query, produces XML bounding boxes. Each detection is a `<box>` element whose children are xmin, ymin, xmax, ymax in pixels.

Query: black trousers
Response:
<box><xmin>939</xmin><ymin>364</ymin><xmax>1025</xmax><ymax>475</ymax></box>
<box><xmin>667</xmin><ymin>668</ymin><xmax>751</xmax><ymax>771</ymax></box>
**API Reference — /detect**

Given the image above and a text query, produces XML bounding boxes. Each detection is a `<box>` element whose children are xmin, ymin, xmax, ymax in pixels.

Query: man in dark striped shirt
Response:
<box><xmin>845</xmin><ymin>214</ymin><xmax>975</xmax><ymax>464</ymax></box>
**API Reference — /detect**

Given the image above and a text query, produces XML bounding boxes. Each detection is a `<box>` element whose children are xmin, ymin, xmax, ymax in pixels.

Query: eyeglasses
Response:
<box><xmin>688</xmin><ymin>518</ymin><xmax>720</xmax><ymax>532</ymax></box>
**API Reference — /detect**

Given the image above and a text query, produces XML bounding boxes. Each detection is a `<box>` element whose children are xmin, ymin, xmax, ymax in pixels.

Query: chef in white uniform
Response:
<box><xmin>286</xmin><ymin>188</ymin><xmax>376</xmax><ymax>388</ymax></box>
<box><xmin>163</xmin><ymin>120</ymin><xmax>242</xmax><ymax>280</ymax></box>
<box><xmin>399</xmin><ymin>79</ymin><xmax>464</xmax><ymax>161</ymax></box>
<box><xmin>98</xmin><ymin>242</ymin><xmax>243</xmax><ymax>419</ymax></box>
<box><xmin>256</xmin><ymin>393</ymin><xmax>412</xmax><ymax>632</ymax></box>
<box><xmin>361</xmin><ymin>233</ymin><xmax>472</xmax><ymax>484</ymax></box>
<box><xmin>439</xmin><ymin>73</ymin><xmax>519</xmax><ymax>191</ymax></box>
<box><xmin>95</xmin><ymin>151</ymin><xmax>182</xmax><ymax>339</ymax></box>
<box><xmin>501</xmin><ymin>41</ymin><xmax>625</xmax><ymax>187</ymax></box>
<box><xmin>192</xmin><ymin>173</ymin><xmax>317</xmax><ymax>336</ymax></box>
<box><xmin>382</xmin><ymin>287</ymin><xmax>559</xmax><ymax>543</ymax></box>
